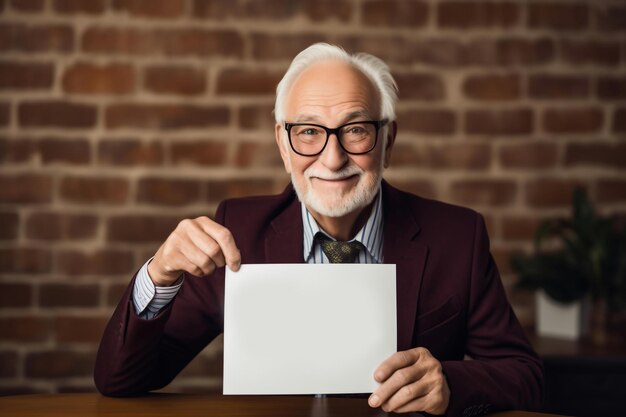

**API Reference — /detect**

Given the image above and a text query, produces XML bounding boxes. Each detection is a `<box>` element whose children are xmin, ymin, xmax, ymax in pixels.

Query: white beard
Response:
<box><xmin>291</xmin><ymin>161</ymin><xmax>383</xmax><ymax>218</ymax></box>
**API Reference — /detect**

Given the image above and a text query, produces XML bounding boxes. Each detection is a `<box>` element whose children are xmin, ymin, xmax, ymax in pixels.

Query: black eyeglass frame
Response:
<box><xmin>284</xmin><ymin>119</ymin><xmax>388</xmax><ymax>157</ymax></box>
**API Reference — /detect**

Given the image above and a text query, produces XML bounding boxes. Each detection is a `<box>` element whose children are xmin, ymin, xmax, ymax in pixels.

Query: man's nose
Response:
<box><xmin>318</xmin><ymin>133</ymin><xmax>348</xmax><ymax>169</ymax></box>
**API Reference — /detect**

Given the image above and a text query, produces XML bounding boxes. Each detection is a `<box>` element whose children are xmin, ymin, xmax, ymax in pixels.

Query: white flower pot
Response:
<box><xmin>536</xmin><ymin>290</ymin><xmax>590</xmax><ymax>340</ymax></box>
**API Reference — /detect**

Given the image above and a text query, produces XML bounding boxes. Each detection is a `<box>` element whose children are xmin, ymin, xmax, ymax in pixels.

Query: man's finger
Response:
<box><xmin>196</xmin><ymin>217</ymin><xmax>241</xmax><ymax>271</ymax></box>
<box><xmin>374</xmin><ymin>349</ymin><xmax>420</xmax><ymax>382</ymax></box>
<box><xmin>369</xmin><ymin>362</ymin><xmax>426</xmax><ymax>409</ymax></box>
<box><xmin>187</xmin><ymin>222</ymin><xmax>227</xmax><ymax>268</ymax></box>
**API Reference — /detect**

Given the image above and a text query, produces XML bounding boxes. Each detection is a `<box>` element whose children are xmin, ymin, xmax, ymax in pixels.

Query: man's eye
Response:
<box><xmin>296</xmin><ymin>127</ymin><xmax>322</xmax><ymax>136</ymax></box>
<box><xmin>349</xmin><ymin>127</ymin><xmax>365</xmax><ymax>134</ymax></box>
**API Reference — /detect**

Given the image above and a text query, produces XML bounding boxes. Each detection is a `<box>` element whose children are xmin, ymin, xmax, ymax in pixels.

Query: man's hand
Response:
<box><xmin>148</xmin><ymin>217</ymin><xmax>241</xmax><ymax>286</ymax></box>
<box><xmin>368</xmin><ymin>347</ymin><xmax>450</xmax><ymax>414</ymax></box>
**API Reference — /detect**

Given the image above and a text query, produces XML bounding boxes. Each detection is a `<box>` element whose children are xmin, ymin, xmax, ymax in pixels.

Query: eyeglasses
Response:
<box><xmin>284</xmin><ymin>119</ymin><xmax>388</xmax><ymax>157</ymax></box>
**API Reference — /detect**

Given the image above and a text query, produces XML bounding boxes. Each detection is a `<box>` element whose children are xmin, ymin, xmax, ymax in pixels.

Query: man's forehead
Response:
<box><xmin>285</xmin><ymin>60</ymin><xmax>381</xmax><ymax>122</ymax></box>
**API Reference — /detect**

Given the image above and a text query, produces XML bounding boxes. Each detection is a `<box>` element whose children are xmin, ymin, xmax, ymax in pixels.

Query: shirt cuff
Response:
<box><xmin>132</xmin><ymin>258</ymin><xmax>184</xmax><ymax>319</ymax></box>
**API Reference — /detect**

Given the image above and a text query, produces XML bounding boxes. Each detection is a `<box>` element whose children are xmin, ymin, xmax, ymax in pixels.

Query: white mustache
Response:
<box><xmin>305</xmin><ymin>165</ymin><xmax>364</xmax><ymax>181</ymax></box>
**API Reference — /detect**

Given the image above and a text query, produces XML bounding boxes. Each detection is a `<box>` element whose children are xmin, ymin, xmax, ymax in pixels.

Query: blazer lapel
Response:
<box><xmin>265</xmin><ymin>192</ymin><xmax>304</xmax><ymax>263</ymax></box>
<box><xmin>382</xmin><ymin>182</ymin><xmax>428</xmax><ymax>351</ymax></box>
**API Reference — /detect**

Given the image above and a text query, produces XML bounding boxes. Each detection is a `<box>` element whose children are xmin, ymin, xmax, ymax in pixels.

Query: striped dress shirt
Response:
<box><xmin>133</xmin><ymin>191</ymin><xmax>384</xmax><ymax>319</ymax></box>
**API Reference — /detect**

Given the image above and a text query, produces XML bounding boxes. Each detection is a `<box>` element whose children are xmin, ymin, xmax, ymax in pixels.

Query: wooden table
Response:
<box><xmin>0</xmin><ymin>393</ymin><xmax>568</xmax><ymax>416</ymax></box>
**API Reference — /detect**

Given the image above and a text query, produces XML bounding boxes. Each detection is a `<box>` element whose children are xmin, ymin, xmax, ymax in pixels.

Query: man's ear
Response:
<box><xmin>383</xmin><ymin>121</ymin><xmax>397</xmax><ymax>168</ymax></box>
<box><xmin>275</xmin><ymin>123</ymin><xmax>292</xmax><ymax>174</ymax></box>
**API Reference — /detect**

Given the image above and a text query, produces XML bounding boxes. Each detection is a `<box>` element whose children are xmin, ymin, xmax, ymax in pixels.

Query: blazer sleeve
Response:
<box><xmin>94</xmin><ymin>202</ymin><xmax>229</xmax><ymax>397</ymax></box>
<box><xmin>441</xmin><ymin>214</ymin><xmax>544</xmax><ymax>416</ymax></box>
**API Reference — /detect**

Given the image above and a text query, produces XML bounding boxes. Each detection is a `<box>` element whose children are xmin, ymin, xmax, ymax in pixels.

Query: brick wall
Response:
<box><xmin>0</xmin><ymin>0</ymin><xmax>625</xmax><ymax>395</ymax></box>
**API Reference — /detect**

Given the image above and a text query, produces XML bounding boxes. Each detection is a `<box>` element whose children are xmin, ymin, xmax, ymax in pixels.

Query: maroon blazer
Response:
<box><xmin>95</xmin><ymin>182</ymin><xmax>543</xmax><ymax>416</ymax></box>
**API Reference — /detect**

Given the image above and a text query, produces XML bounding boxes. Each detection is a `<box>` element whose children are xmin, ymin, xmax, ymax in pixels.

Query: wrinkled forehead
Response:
<box><xmin>285</xmin><ymin>60</ymin><xmax>381</xmax><ymax>121</ymax></box>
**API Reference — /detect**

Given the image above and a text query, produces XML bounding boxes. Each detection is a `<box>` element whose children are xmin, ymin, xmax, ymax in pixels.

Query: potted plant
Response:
<box><xmin>511</xmin><ymin>187</ymin><xmax>626</xmax><ymax>340</ymax></box>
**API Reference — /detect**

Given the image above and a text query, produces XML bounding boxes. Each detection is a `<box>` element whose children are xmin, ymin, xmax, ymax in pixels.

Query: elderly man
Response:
<box><xmin>95</xmin><ymin>43</ymin><xmax>543</xmax><ymax>415</ymax></box>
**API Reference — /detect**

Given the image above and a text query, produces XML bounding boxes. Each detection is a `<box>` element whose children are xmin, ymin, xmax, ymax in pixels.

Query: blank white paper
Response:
<box><xmin>223</xmin><ymin>263</ymin><xmax>397</xmax><ymax>395</ymax></box>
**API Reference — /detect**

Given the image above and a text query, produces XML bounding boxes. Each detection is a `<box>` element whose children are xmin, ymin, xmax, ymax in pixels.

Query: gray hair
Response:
<box><xmin>274</xmin><ymin>43</ymin><xmax>398</xmax><ymax>124</ymax></box>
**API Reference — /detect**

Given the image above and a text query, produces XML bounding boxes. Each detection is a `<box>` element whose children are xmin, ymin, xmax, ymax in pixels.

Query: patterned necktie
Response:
<box><xmin>314</xmin><ymin>232</ymin><xmax>365</xmax><ymax>264</ymax></box>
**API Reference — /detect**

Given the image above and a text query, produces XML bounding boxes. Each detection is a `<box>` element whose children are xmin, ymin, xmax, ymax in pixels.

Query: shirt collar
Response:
<box><xmin>301</xmin><ymin>190</ymin><xmax>384</xmax><ymax>263</ymax></box>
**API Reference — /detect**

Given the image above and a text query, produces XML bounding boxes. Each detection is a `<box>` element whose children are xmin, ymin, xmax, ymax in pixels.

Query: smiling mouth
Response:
<box><xmin>312</xmin><ymin>174</ymin><xmax>358</xmax><ymax>182</ymax></box>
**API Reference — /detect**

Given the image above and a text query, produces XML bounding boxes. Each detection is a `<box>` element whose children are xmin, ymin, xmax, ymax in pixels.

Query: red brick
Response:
<box><xmin>529</xmin><ymin>74</ymin><xmax>590</xmax><ymax>99</ymax></box>
<box><xmin>390</xmin><ymin>143</ymin><xmax>490</xmax><ymax>170</ymax></box>
<box><xmin>107</xmin><ymin>282</ymin><xmax>129</xmax><ymax>306</ymax></box>
<box><xmin>57</xmin><ymin>249</ymin><xmax>134</xmax><ymax>276</ymax></box>
<box><xmin>105</xmin><ymin>104</ymin><xmax>229</xmax><ymax>130</ymax></box>
<box><xmin>361</xmin><ymin>0</ymin><xmax>428</xmax><ymax>27</ymax></box>
<box><xmin>395</xmin><ymin>73</ymin><xmax>445</xmax><ymax>101</ymax></box>
<box><xmin>171</xmin><ymin>141</ymin><xmax>228</xmax><ymax>167</ymax></box>
<box><xmin>565</xmin><ymin>143</ymin><xmax>626</xmax><ymax>169</ymax></box>
<box><xmin>0</xmin><ymin>351</ymin><xmax>18</xmax><ymax>378</ymax></box>
<box><xmin>543</xmin><ymin>107</ymin><xmax>603</xmax><ymax>134</ymax></box>
<box><xmin>39</xmin><ymin>283</ymin><xmax>100</xmax><ymax>307</ymax></box>
<box><xmin>10</xmin><ymin>0</ymin><xmax>44</xmax><ymax>12</ymax></box>
<box><xmin>397</xmin><ymin>109</ymin><xmax>456</xmax><ymax>135</ymax></box>
<box><xmin>112</xmin><ymin>0</ymin><xmax>184</xmax><ymax>18</ymax></box>
<box><xmin>596</xmin><ymin>5</ymin><xmax>626</xmax><ymax>31</ymax></box>
<box><xmin>413</xmin><ymin>38</ymin><xmax>465</xmax><ymax>67</ymax></box>
<box><xmin>0</xmin><ymin>174</ymin><xmax>52</xmax><ymax>204</ymax></box>
<box><xmin>0</xmin><ymin>248</ymin><xmax>52</xmax><ymax>273</ymax></box>
<box><xmin>206</xmin><ymin>179</ymin><xmax>276</xmax><ymax>203</ymax></box>
<box><xmin>137</xmin><ymin>178</ymin><xmax>202</xmax><ymax>206</ymax></box>
<box><xmin>0</xmin><ymin>61</ymin><xmax>54</xmax><ymax>90</ymax></box>
<box><xmin>53</xmin><ymin>0</ymin><xmax>105</xmax><ymax>14</ymax></box>
<box><xmin>82</xmin><ymin>27</ymin><xmax>244</xmax><ymax>58</ymax></box>
<box><xmin>39</xmin><ymin>137</ymin><xmax>90</xmax><ymax>164</ymax></box>
<box><xmin>107</xmin><ymin>215</ymin><xmax>181</xmax><ymax>242</ymax></box>
<box><xmin>98</xmin><ymin>139</ymin><xmax>163</xmax><ymax>166</ymax></box>
<box><xmin>438</xmin><ymin>1</ymin><xmax>519</xmax><ymax>28</ymax></box>
<box><xmin>0</xmin><ymin>102</ymin><xmax>9</xmax><ymax>126</ymax></box>
<box><xmin>597</xmin><ymin>77</ymin><xmax>626</xmax><ymax>100</ymax></box>
<box><xmin>60</xmin><ymin>176</ymin><xmax>129</xmax><ymax>205</ymax></box>
<box><xmin>0</xmin><ymin>316</ymin><xmax>50</xmax><ymax>342</ymax></box>
<box><xmin>614</xmin><ymin>108</ymin><xmax>626</xmax><ymax>133</ymax></box>
<box><xmin>463</xmin><ymin>73</ymin><xmax>521</xmax><ymax>101</ymax></box>
<box><xmin>194</xmin><ymin>0</ymin><xmax>353</xmax><ymax>22</ymax></box>
<box><xmin>235</xmin><ymin>143</ymin><xmax>284</xmax><ymax>169</ymax></box>
<box><xmin>465</xmin><ymin>109</ymin><xmax>533</xmax><ymax>135</ymax></box>
<box><xmin>217</xmin><ymin>69</ymin><xmax>282</xmax><ymax>96</ymax></box>
<box><xmin>24</xmin><ymin>350</ymin><xmax>94</xmax><ymax>378</ymax></box>
<box><xmin>499</xmin><ymin>142</ymin><xmax>558</xmax><ymax>169</ymax></box>
<box><xmin>597</xmin><ymin>180</ymin><xmax>626</xmax><ymax>203</ymax></box>
<box><xmin>525</xmin><ymin>179</ymin><xmax>586</xmax><ymax>208</ymax></box>
<box><xmin>144</xmin><ymin>65</ymin><xmax>206</xmax><ymax>95</ymax></box>
<box><xmin>0</xmin><ymin>23</ymin><xmax>73</xmax><ymax>52</ymax></box>
<box><xmin>62</xmin><ymin>62</ymin><xmax>135</xmax><ymax>95</ymax></box>
<box><xmin>468</xmin><ymin>38</ymin><xmax>554</xmax><ymax>66</ymax></box>
<box><xmin>18</xmin><ymin>101</ymin><xmax>97</xmax><ymax>129</ymax></box>
<box><xmin>560</xmin><ymin>40</ymin><xmax>620</xmax><ymax>67</ymax></box>
<box><xmin>389</xmin><ymin>180</ymin><xmax>436</xmax><ymax>199</ymax></box>
<box><xmin>193</xmin><ymin>0</ymin><xmax>296</xmax><ymax>19</ymax></box>
<box><xmin>1</xmin><ymin>137</ymin><xmax>90</xmax><ymax>164</ymax></box>
<box><xmin>25</xmin><ymin>212</ymin><xmax>98</xmax><ymax>240</ymax></box>
<box><xmin>0</xmin><ymin>211</ymin><xmax>19</xmax><ymax>239</ymax></box>
<box><xmin>251</xmin><ymin>33</ymin><xmax>332</xmax><ymax>61</ymax></box>
<box><xmin>501</xmin><ymin>216</ymin><xmax>543</xmax><ymax>241</ymax></box>
<box><xmin>302</xmin><ymin>0</ymin><xmax>353</xmax><ymax>22</ymax></box>
<box><xmin>528</xmin><ymin>3</ymin><xmax>588</xmax><ymax>30</ymax></box>
<box><xmin>450</xmin><ymin>180</ymin><xmax>517</xmax><ymax>207</ymax></box>
<box><xmin>0</xmin><ymin>283</ymin><xmax>31</xmax><ymax>307</ymax></box>
<box><xmin>239</xmin><ymin>104</ymin><xmax>277</xmax><ymax>130</ymax></box>
<box><xmin>54</xmin><ymin>316</ymin><xmax>109</xmax><ymax>344</ymax></box>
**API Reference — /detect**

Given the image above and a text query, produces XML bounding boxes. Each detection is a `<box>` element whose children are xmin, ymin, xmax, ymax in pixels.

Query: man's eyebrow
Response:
<box><xmin>292</xmin><ymin>111</ymin><xmax>375</xmax><ymax>125</ymax></box>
